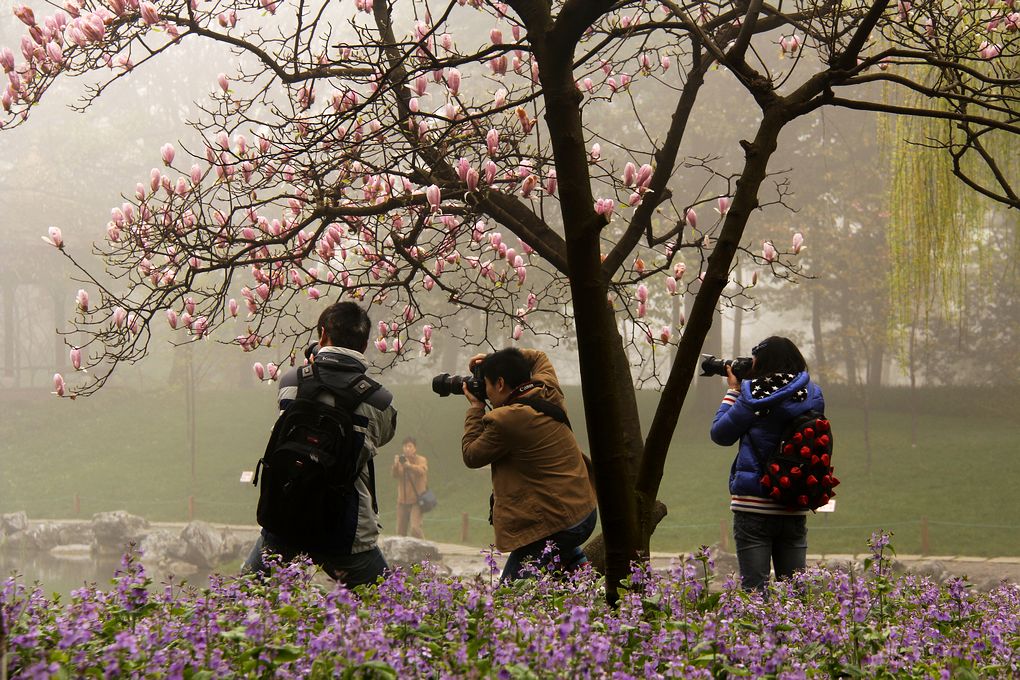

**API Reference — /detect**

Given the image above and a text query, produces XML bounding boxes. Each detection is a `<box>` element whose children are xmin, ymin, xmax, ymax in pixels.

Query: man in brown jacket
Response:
<box><xmin>462</xmin><ymin>347</ymin><xmax>597</xmax><ymax>581</ymax></box>
<box><xmin>391</xmin><ymin>436</ymin><xmax>428</xmax><ymax>538</ymax></box>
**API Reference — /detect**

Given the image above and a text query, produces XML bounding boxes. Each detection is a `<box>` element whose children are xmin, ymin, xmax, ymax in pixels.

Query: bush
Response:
<box><xmin>2</xmin><ymin>535</ymin><xmax>1018</xmax><ymax>678</ymax></box>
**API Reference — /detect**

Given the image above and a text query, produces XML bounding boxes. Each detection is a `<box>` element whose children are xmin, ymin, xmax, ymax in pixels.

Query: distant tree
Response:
<box><xmin>5</xmin><ymin>0</ymin><xmax>1019</xmax><ymax>601</ymax></box>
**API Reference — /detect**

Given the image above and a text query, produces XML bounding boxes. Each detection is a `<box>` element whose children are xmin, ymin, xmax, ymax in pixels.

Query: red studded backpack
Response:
<box><xmin>758</xmin><ymin>410</ymin><xmax>838</xmax><ymax>510</ymax></box>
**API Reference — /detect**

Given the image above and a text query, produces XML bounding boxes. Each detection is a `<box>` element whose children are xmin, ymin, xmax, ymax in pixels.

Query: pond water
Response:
<box><xmin>0</xmin><ymin>550</ymin><xmax>218</xmax><ymax>599</ymax></box>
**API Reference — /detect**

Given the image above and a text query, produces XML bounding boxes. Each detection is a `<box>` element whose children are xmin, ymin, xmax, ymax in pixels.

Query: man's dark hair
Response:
<box><xmin>747</xmin><ymin>336</ymin><xmax>808</xmax><ymax>377</ymax></box>
<box><xmin>479</xmin><ymin>348</ymin><xmax>532</xmax><ymax>389</ymax></box>
<box><xmin>317</xmin><ymin>302</ymin><xmax>371</xmax><ymax>351</ymax></box>
<box><xmin>402</xmin><ymin>436</ymin><xmax>416</xmax><ymax>446</ymax></box>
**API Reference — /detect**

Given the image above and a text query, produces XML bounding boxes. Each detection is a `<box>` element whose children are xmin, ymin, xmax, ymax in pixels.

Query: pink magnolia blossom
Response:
<box><xmin>635</xmin><ymin>164</ymin><xmax>653</xmax><ymax>189</ymax></box>
<box><xmin>780</xmin><ymin>34</ymin><xmax>801</xmax><ymax>55</ymax></box>
<box><xmin>191</xmin><ymin>316</ymin><xmax>208</xmax><ymax>337</ymax></box>
<box><xmin>717</xmin><ymin>196</ymin><xmax>732</xmax><ymax>216</ymax></box>
<box><xmin>516</xmin><ymin>265</ymin><xmax>527</xmax><ymax>284</ymax></box>
<box><xmin>43</xmin><ymin>226</ymin><xmax>63</xmax><ymax>248</ymax></box>
<box><xmin>228</xmin><ymin>298</ymin><xmax>239</xmax><ymax>317</ymax></box>
<box><xmin>623</xmin><ymin>162</ymin><xmax>637</xmax><ymax>187</ymax></box>
<box><xmin>660</xmin><ymin>55</ymin><xmax>671</xmax><ymax>71</ymax></box>
<box><xmin>762</xmin><ymin>240</ymin><xmax>777</xmax><ymax>262</ymax></box>
<box><xmin>265</xmin><ymin>363</ymin><xmax>278</xmax><ymax>381</ymax></box>
<box><xmin>590</xmin><ymin>143</ymin><xmax>601</xmax><ymax>161</ymax></box>
<box><xmin>166</xmin><ymin>309</ymin><xmax>178</xmax><ymax>329</ymax></box>
<box><xmin>659</xmin><ymin>326</ymin><xmax>672</xmax><ymax>343</ymax></box>
<box><xmin>180</xmin><ymin>311</ymin><xmax>192</xmax><ymax>329</ymax></box>
<box><xmin>13</xmin><ymin>5</ymin><xmax>36</xmax><ymax>26</ymax></box>
<box><xmin>485</xmin><ymin>128</ymin><xmax>499</xmax><ymax>156</ymax></box>
<box><xmin>160</xmin><ymin>143</ymin><xmax>175</xmax><ymax>166</ymax></box>
<box><xmin>139</xmin><ymin>1</ymin><xmax>160</xmax><ymax>25</ymax></box>
<box><xmin>374</xmin><ymin>338</ymin><xmax>388</xmax><ymax>353</ymax></box>
<box><xmin>685</xmin><ymin>207</ymin><xmax>698</xmax><ymax>229</ymax></box>
<box><xmin>792</xmin><ymin>232</ymin><xmax>804</xmax><ymax>254</ymax></box>
<box><xmin>674</xmin><ymin>262</ymin><xmax>686</xmax><ymax>278</ymax></box>
<box><xmin>594</xmin><ymin>198</ymin><xmax>615</xmax><ymax>217</ymax></box>
<box><xmin>513</xmin><ymin>324</ymin><xmax>523</xmax><ymax>341</ymax></box>
<box><xmin>426</xmin><ymin>184</ymin><xmax>441</xmax><ymax>212</ymax></box>
<box><xmin>628</xmin><ymin>192</ymin><xmax>642</xmax><ymax>207</ymax></box>
<box><xmin>637</xmin><ymin>301</ymin><xmax>646</xmax><ymax>318</ymax></box>
<box><xmin>377</xmin><ymin>320</ymin><xmax>388</xmax><ymax>338</ymax></box>
<box><xmin>978</xmin><ymin>41</ymin><xmax>1001</xmax><ymax>60</ymax></box>
<box><xmin>112</xmin><ymin>306</ymin><xmax>127</xmax><ymax>327</ymax></box>
<box><xmin>0</xmin><ymin>47</ymin><xmax>14</xmax><ymax>73</ymax></box>
<box><xmin>75</xmin><ymin>289</ymin><xmax>89</xmax><ymax>312</ymax></box>
<box><xmin>520</xmin><ymin>174</ymin><xmax>538</xmax><ymax>197</ymax></box>
<box><xmin>665</xmin><ymin>276</ymin><xmax>678</xmax><ymax>295</ymax></box>
<box><xmin>636</xmin><ymin>283</ymin><xmax>648</xmax><ymax>302</ymax></box>
<box><xmin>446</xmin><ymin>67</ymin><xmax>461</xmax><ymax>95</ymax></box>
<box><xmin>217</xmin><ymin>73</ymin><xmax>228</xmax><ymax>92</ymax></box>
<box><xmin>253</xmin><ymin>362</ymin><xmax>265</xmax><ymax>381</ymax></box>
<box><xmin>70</xmin><ymin>347</ymin><xmax>82</xmax><ymax>371</ymax></box>
<box><xmin>53</xmin><ymin>373</ymin><xmax>66</xmax><ymax>397</ymax></box>
<box><xmin>308</xmin><ymin>287</ymin><xmax>321</xmax><ymax>300</ymax></box>
<box><xmin>484</xmin><ymin>160</ymin><xmax>498</xmax><ymax>185</ymax></box>
<box><xmin>544</xmin><ymin>170</ymin><xmax>557</xmax><ymax>195</ymax></box>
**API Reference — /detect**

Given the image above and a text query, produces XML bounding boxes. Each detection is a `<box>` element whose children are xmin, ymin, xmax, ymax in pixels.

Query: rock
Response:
<box><xmin>11</xmin><ymin>523</ymin><xmax>67</xmax><ymax>552</ymax></box>
<box><xmin>707</xmin><ymin>545</ymin><xmax>739</xmax><ymax>579</ymax></box>
<box><xmin>174</xmin><ymin>521</ymin><xmax>226</xmax><ymax>569</ymax></box>
<box><xmin>139</xmin><ymin>529</ymin><xmax>182</xmax><ymax>566</ymax></box>
<box><xmin>49</xmin><ymin>544</ymin><xmax>94</xmax><ymax>560</ymax></box>
<box><xmin>378</xmin><ymin>536</ymin><xmax>443</xmax><ymax>569</ymax></box>
<box><xmin>907</xmin><ymin>560</ymin><xmax>949</xmax><ymax>583</ymax></box>
<box><xmin>819</xmin><ymin>557</ymin><xmax>858</xmax><ymax>574</ymax></box>
<box><xmin>165</xmin><ymin>560</ymin><xmax>200</xmax><ymax>577</ymax></box>
<box><xmin>91</xmin><ymin>511</ymin><xmax>150</xmax><ymax>554</ymax></box>
<box><xmin>58</xmin><ymin>522</ymin><xmax>94</xmax><ymax>547</ymax></box>
<box><xmin>2</xmin><ymin>511</ymin><xmax>29</xmax><ymax>535</ymax></box>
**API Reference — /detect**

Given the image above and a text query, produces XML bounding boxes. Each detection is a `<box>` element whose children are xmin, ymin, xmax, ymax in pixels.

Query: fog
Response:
<box><xmin>1</xmin><ymin>4</ymin><xmax>1018</xmax><ymax>593</ymax></box>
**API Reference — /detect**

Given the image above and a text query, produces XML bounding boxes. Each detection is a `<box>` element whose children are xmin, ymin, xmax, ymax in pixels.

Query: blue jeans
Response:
<box><xmin>733</xmin><ymin>511</ymin><xmax>807</xmax><ymax>592</ymax></box>
<box><xmin>501</xmin><ymin>509</ymin><xmax>597</xmax><ymax>582</ymax></box>
<box><xmin>242</xmin><ymin>533</ymin><xmax>388</xmax><ymax>588</ymax></box>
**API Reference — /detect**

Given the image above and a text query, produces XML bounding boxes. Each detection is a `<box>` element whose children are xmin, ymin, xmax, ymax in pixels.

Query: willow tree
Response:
<box><xmin>4</xmin><ymin>0</ymin><xmax>1019</xmax><ymax>600</ymax></box>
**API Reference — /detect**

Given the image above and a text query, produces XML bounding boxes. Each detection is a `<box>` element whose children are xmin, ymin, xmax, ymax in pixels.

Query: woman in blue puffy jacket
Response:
<box><xmin>710</xmin><ymin>336</ymin><xmax>825</xmax><ymax>591</ymax></box>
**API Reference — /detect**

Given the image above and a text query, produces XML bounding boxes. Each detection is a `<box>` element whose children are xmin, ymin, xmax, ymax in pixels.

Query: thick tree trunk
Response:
<box><xmin>635</xmin><ymin>110</ymin><xmax>789</xmax><ymax>544</ymax></box>
<box><xmin>534</xmin><ymin>19</ymin><xmax>642</xmax><ymax>604</ymax></box>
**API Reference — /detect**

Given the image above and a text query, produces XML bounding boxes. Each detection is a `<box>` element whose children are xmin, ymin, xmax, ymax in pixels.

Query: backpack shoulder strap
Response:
<box><xmin>513</xmin><ymin>396</ymin><xmax>571</xmax><ymax>430</ymax></box>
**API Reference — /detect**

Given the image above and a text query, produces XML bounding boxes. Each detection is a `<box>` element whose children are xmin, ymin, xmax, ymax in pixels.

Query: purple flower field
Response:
<box><xmin>2</xmin><ymin>535</ymin><xmax>1018</xmax><ymax>678</ymax></box>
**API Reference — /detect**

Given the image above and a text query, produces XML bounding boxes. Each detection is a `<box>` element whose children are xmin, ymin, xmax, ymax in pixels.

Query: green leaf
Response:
<box><xmin>267</xmin><ymin>644</ymin><xmax>303</xmax><ymax>663</ymax></box>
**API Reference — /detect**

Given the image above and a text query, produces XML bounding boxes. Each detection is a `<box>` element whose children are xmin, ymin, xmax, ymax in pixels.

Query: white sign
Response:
<box><xmin>239</xmin><ymin>470</ymin><xmax>254</xmax><ymax>484</ymax></box>
<box><xmin>815</xmin><ymin>498</ymin><xmax>837</xmax><ymax>513</ymax></box>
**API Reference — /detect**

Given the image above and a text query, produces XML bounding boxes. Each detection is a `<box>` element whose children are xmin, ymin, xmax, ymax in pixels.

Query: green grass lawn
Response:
<box><xmin>2</xmin><ymin>382</ymin><xmax>1017</xmax><ymax>557</ymax></box>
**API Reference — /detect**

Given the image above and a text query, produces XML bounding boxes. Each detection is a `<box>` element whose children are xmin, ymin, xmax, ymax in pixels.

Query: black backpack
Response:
<box><xmin>759</xmin><ymin>410</ymin><xmax>838</xmax><ymax>511</ymax></box>
<box><xmin>252</xmin><ymin>361</ymin><xmax>381</xmax><ymax>550</ymax></box>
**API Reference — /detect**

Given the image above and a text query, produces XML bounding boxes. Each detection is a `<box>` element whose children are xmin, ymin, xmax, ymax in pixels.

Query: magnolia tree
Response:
<box><xmin>5</xmin><ymin>0</ymin><xmax>1019</xmax><ymax>599</ymax></box>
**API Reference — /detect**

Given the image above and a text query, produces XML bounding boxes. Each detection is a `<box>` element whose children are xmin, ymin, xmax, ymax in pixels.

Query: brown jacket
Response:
<box><xmin>462</xmin><ymin>349</ymin><xmax>597</xmax><ymax>551</ymax></box>
<box><xmin>391</xmin><ymin>453</ymin><xmax>429</xmax><ymax>505</ymax></box>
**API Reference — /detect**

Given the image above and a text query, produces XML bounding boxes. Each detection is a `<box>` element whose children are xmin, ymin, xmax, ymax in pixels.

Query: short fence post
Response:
<box><xmin>920</xmin><ymin>516</ymin><xmax>930</xmax><ymax>555</ymax></box>
<box><xmin>720</xmin><ymin>519</ymin><xmax>729</xmax><ymax>552</ymax></box>
<box><xmin>460</xmin><ymin>512</ymin><xmax>469</xmax><ymax>543</ymax></box>
<box><xmin>74</xmin><ymin>493</ymin><xmax>81</xmax><ymax>516</ymax></box>
<box><xmin>188</xmin><ymin>496</ymin><xmax>195</xmax><ymax>521</ymax></box>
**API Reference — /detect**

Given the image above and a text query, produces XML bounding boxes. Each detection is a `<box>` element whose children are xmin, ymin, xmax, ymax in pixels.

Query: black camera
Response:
<box><xmin>432</xmin><ymin>364</ymin><xmax>487</xmax><ymax>401</ymax></box>
<box><xmin>699</xmin><ymin>354</ymin><xmax>753</xmax><ymax>381</ymax></box>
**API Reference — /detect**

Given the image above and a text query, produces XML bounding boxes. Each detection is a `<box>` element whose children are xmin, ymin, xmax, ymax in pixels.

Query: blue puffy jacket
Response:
<box><xmin>711</xmin><ymin>371</ymin><xmax>825</xmax><ymax>499</ymax></box>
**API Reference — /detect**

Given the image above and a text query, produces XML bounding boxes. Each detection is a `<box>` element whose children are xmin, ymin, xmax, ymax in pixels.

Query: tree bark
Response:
<box><xmin>635</xmin><ymin>109</ymin><xmax>789</xmax><ymax>545</ymax></box>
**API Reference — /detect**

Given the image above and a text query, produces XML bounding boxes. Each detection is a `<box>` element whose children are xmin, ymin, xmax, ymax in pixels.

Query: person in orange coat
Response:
<box><xmin>391</xmin><ymin>437</ymin><xmax>428</xmax><ymax>538</ymax></box>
